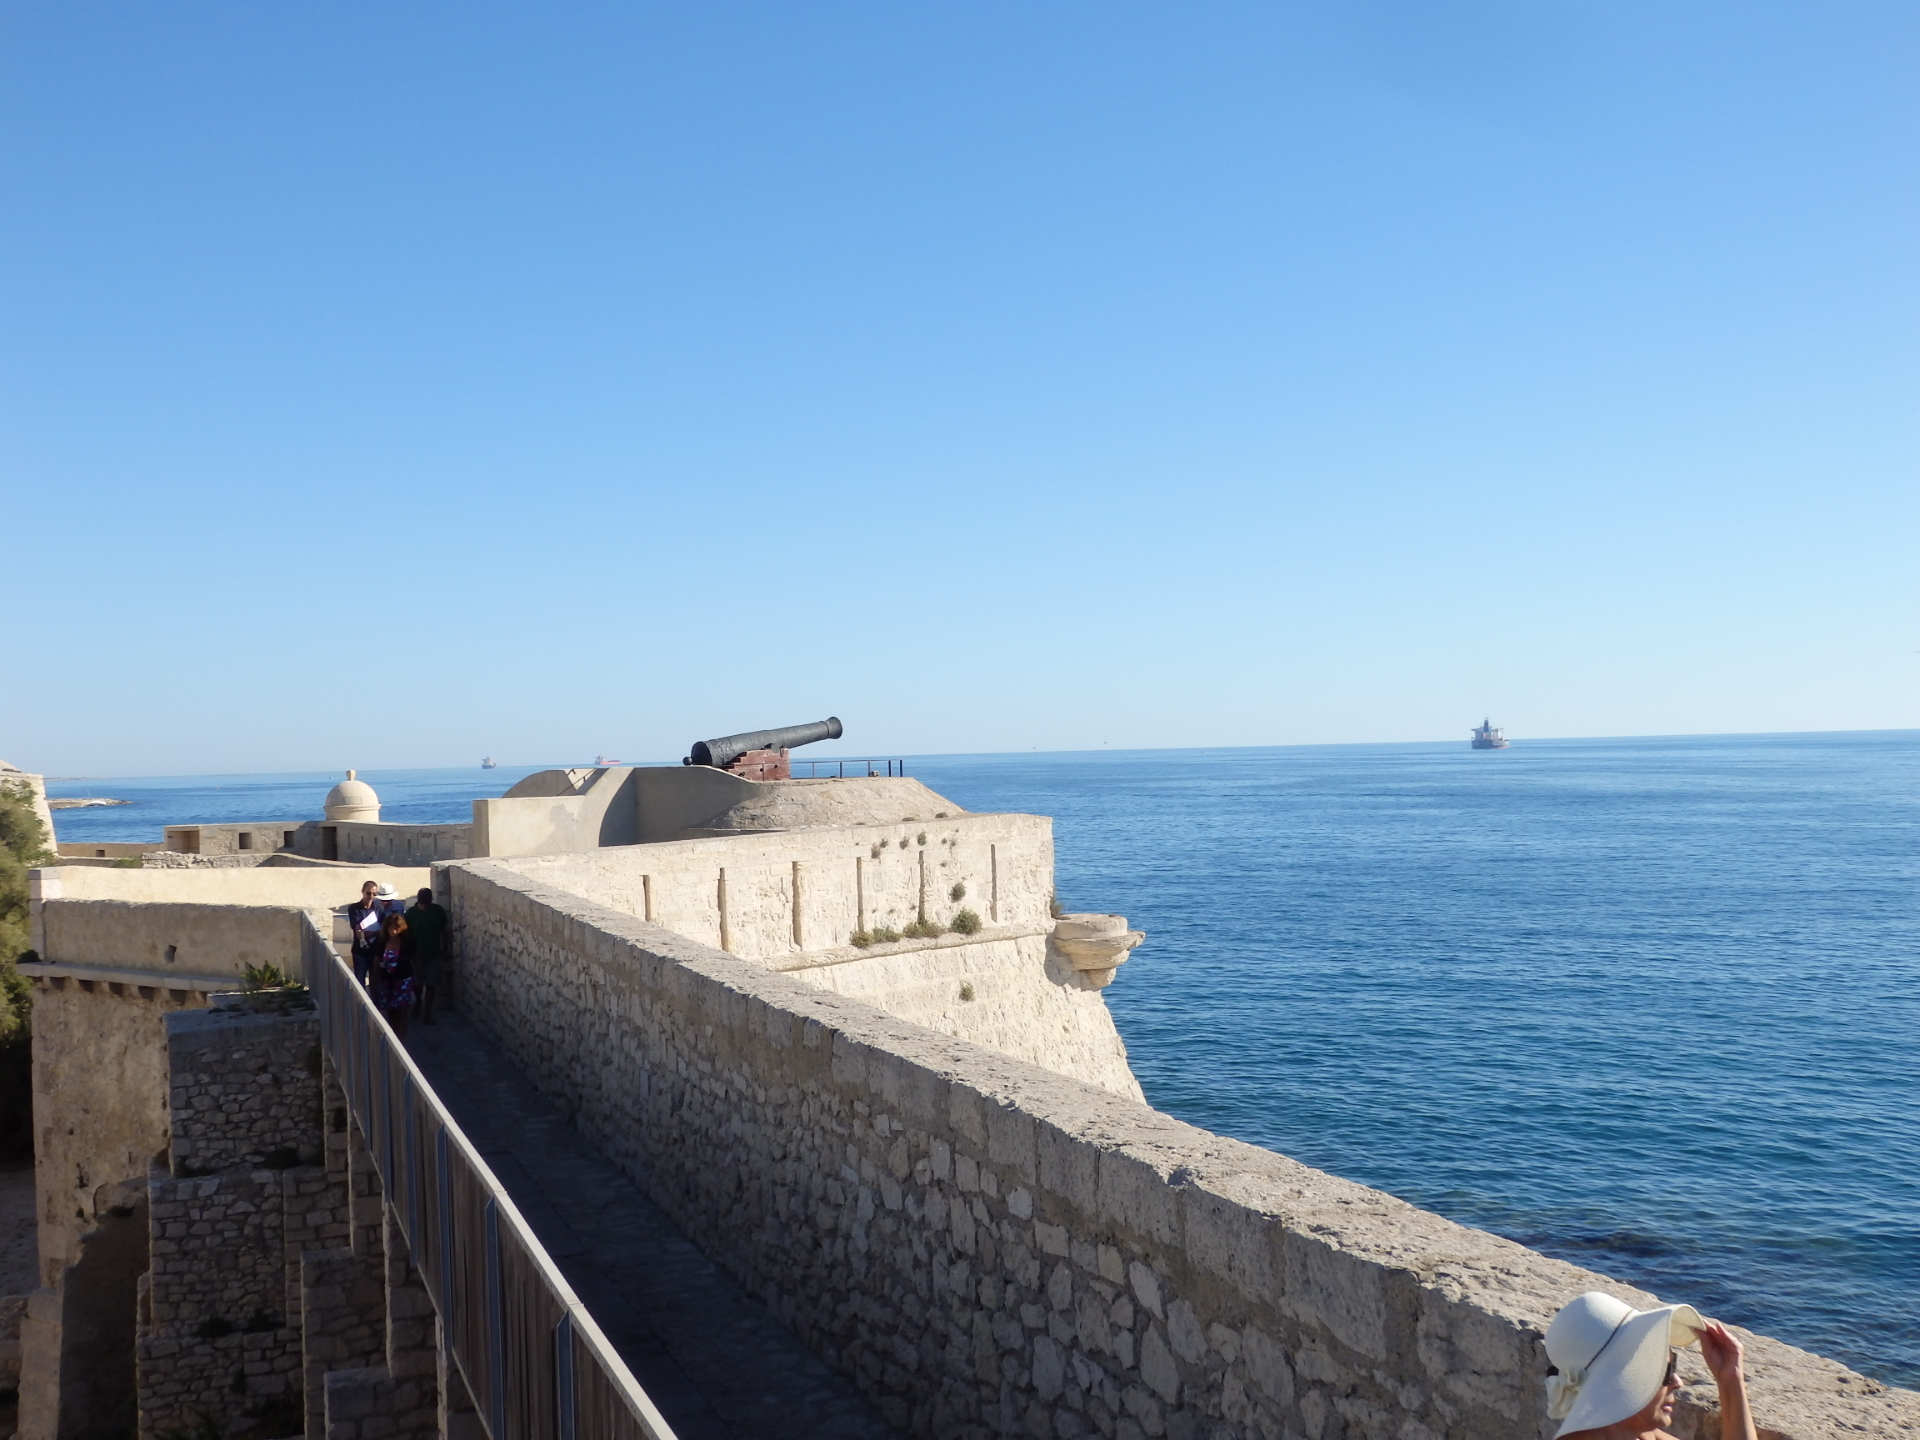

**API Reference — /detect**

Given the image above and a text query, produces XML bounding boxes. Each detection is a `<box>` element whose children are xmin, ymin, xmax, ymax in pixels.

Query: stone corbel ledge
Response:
<box><xmin>18</xmin><ymin>959</ymin><xmax>242</xmax><ymax>994</ymax></box>
<box><xmin>1049</xmin><ymin>912</ymin><xmax>1145</xmax><ymax>988</ymax></box>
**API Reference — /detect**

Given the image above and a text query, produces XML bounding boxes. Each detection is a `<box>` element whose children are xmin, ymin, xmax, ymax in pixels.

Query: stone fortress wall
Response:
<box><xmin>440</xmin><ymin>856</ymin><xmax>1920</xmax><ymax>1440</ymax></box>
<box><xmin>10</xmin><ymin>760</ymin><xmax>1920</xmax><ymax>1439</ymax></box>
<box><xmin>493</xmin><ymin>811</ymin><xmax>1143</xmax><ymax>1098</ymax></box>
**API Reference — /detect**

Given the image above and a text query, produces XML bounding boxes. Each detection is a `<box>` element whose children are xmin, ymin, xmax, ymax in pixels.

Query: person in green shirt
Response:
<box><xmin>404</xmin><ymin>887</ymin><xmax>449</xmax><ymax>1026</ymax></box>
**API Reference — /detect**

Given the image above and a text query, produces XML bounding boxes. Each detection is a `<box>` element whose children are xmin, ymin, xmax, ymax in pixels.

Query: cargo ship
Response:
<box><xmin>1470</xmin><ymin>719</ymin><xmax>1508</xmax><ymax>750</ymax></box>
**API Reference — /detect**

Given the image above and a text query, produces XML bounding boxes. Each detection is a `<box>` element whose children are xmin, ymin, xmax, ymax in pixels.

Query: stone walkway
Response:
<box><xmin>405</xmin><ymin>1011</ymin><xmax>900</xmax><ymax>1440</ymax></box>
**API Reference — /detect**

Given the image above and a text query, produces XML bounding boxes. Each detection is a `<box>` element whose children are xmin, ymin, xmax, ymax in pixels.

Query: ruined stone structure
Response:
<box><xmin>8</xmin><ymin>764</ymin><xmax>1918</xmax><ymax>1440</ymax></box>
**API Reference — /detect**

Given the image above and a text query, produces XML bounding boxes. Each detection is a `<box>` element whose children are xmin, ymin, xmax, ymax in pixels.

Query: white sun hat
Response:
<box><xmin>373</xmin><ymin>883</ymin><xmax>400</xmax><ymax>902</ymax></box>
<box><xmin>1544</xmin><ymin>1291</ymin><xmax>1706</xmax><ymax>1437</ymax></box>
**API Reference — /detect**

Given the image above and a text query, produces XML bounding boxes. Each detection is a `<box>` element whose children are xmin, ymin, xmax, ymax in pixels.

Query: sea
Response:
<box><xmin>45</xmin><ymin>730</ymin><xmax>1920</xmax><ymax>1389</ymax></box>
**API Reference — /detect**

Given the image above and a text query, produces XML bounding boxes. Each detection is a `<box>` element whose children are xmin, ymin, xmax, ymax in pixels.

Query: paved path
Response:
<box><xmin>406</xmin><ymin>1010</ymin><xmax>899</xmax><ymax>1440</ymax></box>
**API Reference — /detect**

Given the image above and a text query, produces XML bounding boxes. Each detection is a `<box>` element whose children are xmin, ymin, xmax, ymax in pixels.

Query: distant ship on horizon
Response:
<box><xmin>481</xmin><ymin>756</ymin><xmax>498</xmax><ymax>769</ymax></box>
<box><xmin>1471</xmin><ymin>719</ymin><xmax>1509</xmax><ymax>750</ymax></box>
<box><xmin>594</xmin><ymin>755</ymin><xmax>621</xmax><ymax>766</ymax></box>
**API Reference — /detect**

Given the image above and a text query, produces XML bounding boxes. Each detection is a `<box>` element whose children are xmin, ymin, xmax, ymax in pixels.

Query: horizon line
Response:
<box><xmin>35</xmin><ymin>724</ymin><xmax>1920</xmax><ymax>784</ymax></box>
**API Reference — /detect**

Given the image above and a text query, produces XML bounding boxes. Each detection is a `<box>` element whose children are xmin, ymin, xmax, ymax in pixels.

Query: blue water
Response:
<box><xmin>46</xmin><ymin>733</ymin><xmax>1920</xmax><ymax>1387</ymax></box>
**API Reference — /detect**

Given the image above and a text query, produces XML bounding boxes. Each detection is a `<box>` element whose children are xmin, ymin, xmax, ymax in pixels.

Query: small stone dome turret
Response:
<box><xmin>324</xmin><ymin>769</ymin><xmax>380</xmax><ymax>823</ymax></box>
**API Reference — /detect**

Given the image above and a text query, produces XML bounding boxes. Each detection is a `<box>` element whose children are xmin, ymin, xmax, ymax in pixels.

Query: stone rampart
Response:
<box><xmin>443</xmin><ymin>859</ymin><xmax>1920</xmax><ymax>1440</ymax></box>
<box><xmin>38</xmin><ymin>900</ymin><xmax>307</xmax><ymax>979</ymax></box>
<box><xmin>494</xmin><ymin>810</ymin><xmax>1053</xmax><ymax>958</ymax></box>
<box><xmin>33</xmin><ymin>864</ymin><xmax>430</xmax><ymax>909</ymax></box>
<box><xmin>478</xmin><ymin>814</ymin><xmax>1143</xmax><ymax>1096</ymax></box>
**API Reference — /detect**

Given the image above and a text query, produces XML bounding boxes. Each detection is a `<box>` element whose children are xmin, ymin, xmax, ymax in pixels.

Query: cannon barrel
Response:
<box><xmin>688</xmin><ymin>717</ymin><xmax>843</xmax><ymax>770</ymax></box>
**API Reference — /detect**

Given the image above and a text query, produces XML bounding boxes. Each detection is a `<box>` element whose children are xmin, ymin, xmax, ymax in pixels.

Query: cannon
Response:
<box><xmin>686</xmin><ymin>717</ymin><xmax>844</xmax><ymax>777</ymax></box>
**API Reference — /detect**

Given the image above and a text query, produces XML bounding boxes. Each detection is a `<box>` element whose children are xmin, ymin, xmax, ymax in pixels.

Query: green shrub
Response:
<box><xmin>958</xmin><ymin>982</ymin><xmax>976</xmax><ymax>1002</ymax></box>
<box><xmin>901</xmin><ymin>918</ymin><xmax>945</xmax><ymax>939</ymax></box>
<box><xmin>0</xmin><ymin>781</ymin><xmax>50</xmax><ymax>1161</ymax></box>
<box><xmin>949</xmin><ymin>881</ymin><xmax>966</xmax><ymax>902</ymax></box>
<box><xmin>950</xmin><ymin>908</ymin><xmax>982</xmax><ymax>935</ymax></box>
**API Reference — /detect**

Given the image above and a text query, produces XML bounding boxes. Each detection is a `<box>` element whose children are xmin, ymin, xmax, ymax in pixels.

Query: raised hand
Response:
<box><xmin>1699</xmin><ymin>1320</ymin><xmax>1745</xmax><ymax>1385</ymax></box>
<box><xmin>1696</xmin><ymin>1321</ymin><xmax>1758</xmax><ymax>1440</ymax></box>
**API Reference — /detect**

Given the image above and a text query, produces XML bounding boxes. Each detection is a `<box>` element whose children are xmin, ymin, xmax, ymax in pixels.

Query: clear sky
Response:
<box><xmin>3</xmin><ymin>2</ymin><xmax>1915</xmax><ymax>775</ymax></box>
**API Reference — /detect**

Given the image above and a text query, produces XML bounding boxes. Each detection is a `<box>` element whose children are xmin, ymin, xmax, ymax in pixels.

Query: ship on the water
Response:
<box><xmin>1470</xmin><ymin>719</ymin><xmax>1509</xmax><ymax>750</ymax></box>
<box><xmin>480</xmin><ymin>756</ymin><xmax>497</xmax><ymax>769</ymax></box>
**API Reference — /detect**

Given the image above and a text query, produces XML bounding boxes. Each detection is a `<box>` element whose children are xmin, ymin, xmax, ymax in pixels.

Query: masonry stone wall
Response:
<box><xmin>137</xmin><ymin>1168</ymin><xmax>338</xmax><ymax>1439</ymax></box>
<box><xmin>444</xmin><ymin>860</ymin><xmax>1920</xmax><ymax>1440</ymax></box>
<box><xmin>493</xmin><ymin>811</ymin><xmax>1055</xmax><ymax>959</ymax></box>
<box><xmin>471</xmin><ymin>813</ymin><xmax>1145</xmax><ymax>1098</ymax></box>
<box><xmin>135</xmin><ymin>1000</ymin><xmax>346</xmax><ymax>1440</ymax></box>
<box><xmin>165</xmin><ymin>1004</ymin><xmax>326</xmax><ymax>1176</ymax></box>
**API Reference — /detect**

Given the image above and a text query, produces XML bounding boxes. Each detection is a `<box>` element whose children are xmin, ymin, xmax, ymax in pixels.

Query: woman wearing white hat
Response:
<box><xmin>1544</xmin><ymin>1291</ymin><xmax>1757</xmax><ymax>1440</ymax></box>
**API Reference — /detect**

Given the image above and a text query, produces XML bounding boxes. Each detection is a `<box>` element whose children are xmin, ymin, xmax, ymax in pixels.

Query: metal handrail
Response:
<box><xmin>300</xmin><ymin>918</ymin><xmax>677</xmax><ymax>1440</ymax></box>
<box><xmin>789</xmin><ymin>757</ymin><xmax>906</xmax><ymax>778</ymax></box>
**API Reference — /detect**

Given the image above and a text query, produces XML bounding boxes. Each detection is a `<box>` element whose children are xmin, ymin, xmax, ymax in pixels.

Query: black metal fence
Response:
<box><xmin>789</xmin><ymin>757</ymin><xmax>907</xmax><ymax>778</ymax></box>
<box><xmin>301</xmin><ymin>919</ymin><xmax>676</xmax><ymax>1440</ymax></box>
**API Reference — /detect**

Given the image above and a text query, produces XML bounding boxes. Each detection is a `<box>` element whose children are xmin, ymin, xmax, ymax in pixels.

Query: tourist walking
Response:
<box><xmin>345</xmin><ymin>880</ymin><xmax>402</xmax><ymax>983</ymax></box>
<box><xmin>368</xmin><ymin>913</ymin><xmax>417</xmax><ymax>1040</ymax></box>
<box><xmin>1544</xmin><ymin>1291</ymin><xmax>1757</xmax><ymax>1440</ymax></box>
<box><xmin>405</xmin><ymin>886</ymin><xmax>448</xmax><ymax>1025</ymax></box>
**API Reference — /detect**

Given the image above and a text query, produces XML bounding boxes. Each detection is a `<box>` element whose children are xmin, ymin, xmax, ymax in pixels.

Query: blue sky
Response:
<box><xmin>3</xmin><ymin>2</ymin><xmax>1915</xmax><ymax>774</ymax></box>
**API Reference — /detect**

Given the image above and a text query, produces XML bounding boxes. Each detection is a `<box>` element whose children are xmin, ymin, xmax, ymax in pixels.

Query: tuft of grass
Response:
<box><xmin>949</xmin><ymin>881</ymin><xmax>966</xmax><ymax>902</ymax></box>
<box><xmin>917</xmin><ymin>831</ymin><xmax>927</xmax><ymax>846</ymax></box>
<box><xmin>242</xmin><ymin>962</ymin><xmax>306</xmax><ymax>995</ymax></box>
<box><xmin>1048</xmin><ymin>893</ymin><xmax>1063</xmax><ymax>919</ymax></box>
<box><xmin>851</xmin><ymin>926</ymin><xmax>901</xmax><ymax>948</ymax></box>
<box><xmin>959</xmin><ymin>982</ymin><xmax>976</xmax><ymax>1002</ymax></box>
<box><xmin>111</xmin><ymin>856</ymin><xmax>143</xmax><ymax>868</ymax></box>
<box><xmin>950</xmin><ymin>908</ymin><xmax>982</xmax><ymax>936</ymax></box>
<box><xmin>901</xmin><ymin>918</ymin><xmax>945</xmax><ymax>939</ymax></box>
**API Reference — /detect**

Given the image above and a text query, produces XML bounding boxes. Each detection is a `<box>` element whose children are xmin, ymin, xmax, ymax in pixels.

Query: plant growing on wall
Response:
<box><xmin>950</xmin><ymin>908</ymin><xmax>982</xmax><ymax>935</ymax></box>
<box><xmin>949</xmin><ymin>881</ymin><xmax>966</xmax><ymax>902</ymax></box>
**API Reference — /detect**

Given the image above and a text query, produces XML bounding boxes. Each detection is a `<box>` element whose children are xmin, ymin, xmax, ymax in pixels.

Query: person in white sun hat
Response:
<box><xmin>1545</xmin><ymin>1290</ymin><xmax>1757</xmax><ymax>1440</ymax></box>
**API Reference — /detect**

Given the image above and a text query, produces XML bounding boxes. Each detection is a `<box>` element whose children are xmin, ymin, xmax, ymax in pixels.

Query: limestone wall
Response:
<box><xmin>477</xmin><ymin>813</ymin><xmax>1142</xmax><ymax>1096</ymax></box>
<box><xmin>34</xmin><ymin>864</ymin><xmax>430</xmax><ymax>909</ymax></box>
<box><xmin>473</xmin><ymin>765</ymin><xmax>639</xmax><ymax>856</ymax></box>
<box><xmin>443</xmin><ymin>862</ymin><xmax>1920</xmax><ymax>1440</ymax></box>
<box><xmin>25</xmin><ymin>982</ymin><xmax>201</xmax><ymax>1293</ymax></box>
<box><xmin>137</xmin><ymin>1168</ymin><xmax>332</xmax><ymax>1439</ymax></box>
<box><xmin>318</xmin><ymin>821</ymin><xmax>473</xmax><ymax>865</ymax></box>
<box><xmin>135</xmin><ymin>1003</ymin><xmax>337</xmax><ymax>1440</ymax></box>
<box><xmin>493</xmin><ymin>811</ymin><xmax>1054</xmax><ymax>959</ymax></box>
<box><xmin>162</xmin><ymin>821</ymin><xmax>302</xmax><ymax>856</ymax></box>
<box><xmin>38</xmin><ymin>900</ymin><xmax>306</xmax><ymax>978</ymax></box>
